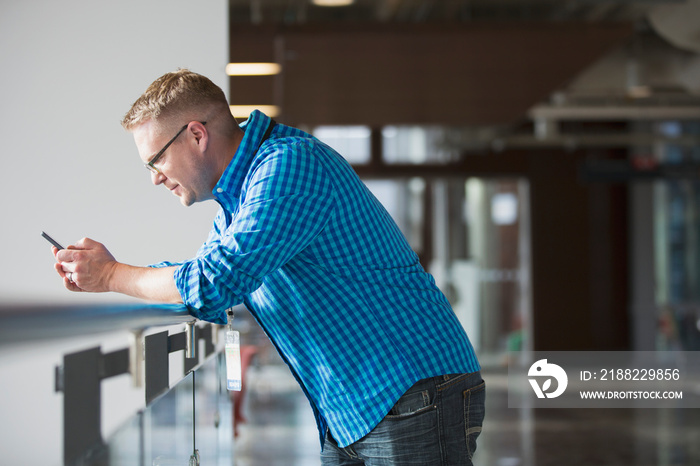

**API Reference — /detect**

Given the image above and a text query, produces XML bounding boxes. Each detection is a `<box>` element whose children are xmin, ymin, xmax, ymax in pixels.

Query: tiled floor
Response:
<box><xmin>234</xmin><ymin>364</ymin><xmax>700</xmax><ymax>466</ymax></box>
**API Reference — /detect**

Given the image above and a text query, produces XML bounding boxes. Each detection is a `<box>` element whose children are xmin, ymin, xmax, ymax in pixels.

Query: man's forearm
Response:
<box><xmin>109</xmin><ymin>263</ymin><xmax>183</xmax><ymax>303</ymax></box>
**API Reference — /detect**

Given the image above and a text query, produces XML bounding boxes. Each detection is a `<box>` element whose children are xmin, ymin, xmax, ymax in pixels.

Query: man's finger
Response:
<box><xmin>59</xmin><ymin>262</ymin><xmax>76</xmax><ymax>274</ymax></box>
<box><xmin>54</xmin><ymin>262</ymin><xmax>64</xmax><ymax>278</ymax></box>
<box><xmin>55</xmin><ymin>263</ymin><xmax>78</xmax><ymax>288</ymax></box>
<box><xmin>63</xmin><ymin>276</ymin><xmax>82</xmax><ymax>292</ymax></box>
<box><xmin>75</xmin><ymin>237</ymin><xmax>96</xmax><ymax>248</ymax></box>
<box><xmin>55</xmin><ymin>263</ymin><xmax>73</xmax><ymax>280</ymax></box>
<box><xmin>56</xmin><ymin>248</ymin><xmax>82</xmax><ymax>262</ymax></box>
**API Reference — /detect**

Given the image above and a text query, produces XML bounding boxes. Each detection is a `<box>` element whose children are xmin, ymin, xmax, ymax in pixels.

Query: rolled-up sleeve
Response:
<box><xmin>174</xmin><ymin>143</ymin><xmax>336</xmax><ymax>323</ymax></box>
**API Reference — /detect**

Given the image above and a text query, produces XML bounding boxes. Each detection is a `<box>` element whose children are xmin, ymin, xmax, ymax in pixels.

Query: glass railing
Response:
<box><xmin>108</xmin><ymin>354</ymin><xmax>232</xmax><ymax>466</ymax></box>
<box><xmin>0</xmin><ymin>302</ymin><xmax>234</xmax><ymax>466</ymax></box>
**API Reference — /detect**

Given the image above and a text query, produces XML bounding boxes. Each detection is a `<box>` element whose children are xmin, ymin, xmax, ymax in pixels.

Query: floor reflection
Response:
<box><xmin>235</xmin><ymin>364</ymin><xmax>320</xmax><ymax>466</ymax></box>
<box><xmin>234</xmin><ymin>365</ymin><xmax>700</xmax><ymax>466</ymax></box>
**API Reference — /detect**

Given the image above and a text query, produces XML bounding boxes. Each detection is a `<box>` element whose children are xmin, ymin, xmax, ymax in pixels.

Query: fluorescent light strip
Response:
<box><xmin>312</xmin><ymin>0</ymin><xmax>355</xmax><ymax>6</ymax></box>
<box><xmin>226</xmin><ymin>62</ymin><xmax>281</xmax><ymax>76</ymax></box>
<box><xmin>230</xmin><ymin>105</ymin><xmax>281</xmax><ymax>118</ymax></box>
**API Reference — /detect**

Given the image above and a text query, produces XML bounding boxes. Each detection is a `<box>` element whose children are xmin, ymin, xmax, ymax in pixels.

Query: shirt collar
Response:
<box><xmin>213</xmin><ymin>110</ymin><xmax>273</xmax><ymax>211</ymax></box>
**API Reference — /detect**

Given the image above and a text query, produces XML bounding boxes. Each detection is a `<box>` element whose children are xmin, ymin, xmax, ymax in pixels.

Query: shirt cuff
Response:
<box><xmin>173</xmin><ymin>260</ymin><xmax>232</xmax><ymax>325</ymax></box>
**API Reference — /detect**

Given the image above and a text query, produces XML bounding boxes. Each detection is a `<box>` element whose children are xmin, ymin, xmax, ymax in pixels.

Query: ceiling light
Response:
<box><xmin>312</xmin><ymin>0</ymin><xmax>355</xmax><ymax>6</ymax></box>
<box><xmin>230</xmin><ymin>105</ymin><xmax>281</xmax><ymax>118</ymax></box>
<box><xmin>627</xmin><ymin>85</ymin><xmax>652</xmax><ymax>99</ymax></box>
<box><xmin>226</xmin><ymin>63</ymin><xmax>281</xmax><ymax>76</ymax></box>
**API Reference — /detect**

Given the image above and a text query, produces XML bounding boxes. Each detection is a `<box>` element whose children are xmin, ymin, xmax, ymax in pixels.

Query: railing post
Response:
<box><xmin>129</xmin><ymin>329</ymin><xmax>144</xmax><ymax>388</ymax></box>
<box><xmin>62</xmin><ymin>347</ymin><xmax>105</xmax><ymax>465</ymax></box>
<box><xmin>185</xmin><ymin>321</ymin><xmax>196</xmax><ymax>359</ymax></box>
<box><xmin>56</xmin><ymin>318</ymin><xmax>221</xmax><ymax>463</ymax></box>
<box><xmin>145</xmin><ymin>330</ymin><xmax>170</xmax><ymax>405</ymax></box>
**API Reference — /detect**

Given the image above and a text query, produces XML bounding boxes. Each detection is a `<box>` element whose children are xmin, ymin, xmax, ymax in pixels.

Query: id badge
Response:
<box><xmin>225</xmin><ymin>329</ymin><xmax>242</xmax><ymax>391</ymax></box>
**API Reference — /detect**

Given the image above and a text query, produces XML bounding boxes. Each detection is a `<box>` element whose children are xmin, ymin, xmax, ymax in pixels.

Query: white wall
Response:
<box><xmin>0</xmin><ymin>0</ymin><xmax>227</xmax><ymax>305</ymax></box>
<box><xmin>0</xmin><ymin>1</ymin><xmax>227</xmax><ymax>463</ymax></box>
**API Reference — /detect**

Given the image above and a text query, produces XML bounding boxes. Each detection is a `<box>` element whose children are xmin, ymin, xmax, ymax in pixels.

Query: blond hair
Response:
<box><xmin>121</xmin><ymin>69</ymin><xmax>230</xmax><ymax>131</ymax></box>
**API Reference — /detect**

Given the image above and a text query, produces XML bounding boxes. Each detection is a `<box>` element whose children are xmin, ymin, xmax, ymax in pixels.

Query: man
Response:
<box><xmin>53</xmin><ymin>69</ymin><xmax>485</xmax><ymax>465</ymax></box>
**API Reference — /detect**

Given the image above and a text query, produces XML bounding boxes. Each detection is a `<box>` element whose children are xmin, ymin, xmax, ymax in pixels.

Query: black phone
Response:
<box><xmin>41</xmin><ymin>231</ymin><xmax>65</xmax><ymax>250</ymax></box>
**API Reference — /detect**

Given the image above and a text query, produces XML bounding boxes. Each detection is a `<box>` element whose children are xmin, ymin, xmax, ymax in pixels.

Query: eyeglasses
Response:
<box><xmin>145</xmin><ymin>121</ymin><xmax>207</xmax><ymax>175</ymax></box>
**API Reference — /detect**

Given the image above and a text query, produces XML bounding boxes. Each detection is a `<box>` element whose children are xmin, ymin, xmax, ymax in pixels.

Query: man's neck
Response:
<box><xmin>213</xmin><ymin>129</ymin><xmax>245</xmax><ymax>185</ymax></box>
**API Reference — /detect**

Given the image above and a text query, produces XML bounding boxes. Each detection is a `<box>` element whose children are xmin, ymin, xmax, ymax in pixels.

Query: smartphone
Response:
<box><xmin>41</xmin><ymin>231</ymin><xmax>65</xmax><ymax>250</ymax></box>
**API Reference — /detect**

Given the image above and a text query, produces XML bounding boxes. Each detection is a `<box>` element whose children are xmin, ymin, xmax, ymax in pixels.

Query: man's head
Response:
<box><xmin>121</xmin><ymin>68</ymin><xmax>231</xmax><ymax>131</ymax></box>
<box><xmin>123</xmin><ymin>69</ymin><xmax>241</xmax><ymax>206</ymax></box>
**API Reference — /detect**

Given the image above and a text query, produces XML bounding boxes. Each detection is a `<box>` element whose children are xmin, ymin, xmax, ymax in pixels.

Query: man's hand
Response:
<box><xmin>52</xmin><ymin>237</ymin><xmax>182</xmax><ymax>303</ymax></box>
<box><xmin>54</xmin><ymin>238</ymin><xmax>117</xmax><ymax>293</ymax></box>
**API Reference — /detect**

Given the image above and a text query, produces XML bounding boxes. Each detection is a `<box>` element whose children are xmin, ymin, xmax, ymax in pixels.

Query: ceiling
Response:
<box><xmin>229</xmin><ymin>0</ymin><xmax>667</xmax><ymax>24</ymax></box>
<box><xmin>228</xmin><ymin>0</ymin><xmax>700</xmax><ymax>150</ymax></box>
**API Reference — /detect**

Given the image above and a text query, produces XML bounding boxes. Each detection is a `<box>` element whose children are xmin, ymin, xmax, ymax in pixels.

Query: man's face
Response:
<box><xmin>133</xmin><ymin>120</ymin><xmax>211</xmax><ymax>207</ymax></box>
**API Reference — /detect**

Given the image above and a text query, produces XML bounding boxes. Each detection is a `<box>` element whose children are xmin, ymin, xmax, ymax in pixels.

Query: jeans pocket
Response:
<box><xmin>387</xmin><ymin>388</ymin><xmax>434</xmax><ymax>418</ymax></box>
<box><xmin>463</xmin><ymin>381</ymin><xmax>486</xmax><ymax>459</ymax></box>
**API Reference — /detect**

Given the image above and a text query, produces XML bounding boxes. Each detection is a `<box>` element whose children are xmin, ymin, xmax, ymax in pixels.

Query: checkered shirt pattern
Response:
<box><xmin>155</xmin><ymin>110</ymin><xmax>480</xmax><ymax>448</ymax></box>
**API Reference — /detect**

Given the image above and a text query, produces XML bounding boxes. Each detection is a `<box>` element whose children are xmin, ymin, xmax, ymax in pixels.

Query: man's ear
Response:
<box><xmin>189</xmin><ymin>121</ymin><xmax>209</xmax><ymax>153</ymax></box>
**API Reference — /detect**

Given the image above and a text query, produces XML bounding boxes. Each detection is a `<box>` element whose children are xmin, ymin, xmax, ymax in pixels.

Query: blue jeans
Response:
<box><xmin>321</xmin><ymin>372</ymin><xmax>485</xmax><ymax>465</ymax></box>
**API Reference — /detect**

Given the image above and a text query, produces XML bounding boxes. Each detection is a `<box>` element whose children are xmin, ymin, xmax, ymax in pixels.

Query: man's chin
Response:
<box><xmin>180</xmin><ymin>197</ymin><xmax>195</xmax><ymax>207</ymax></box>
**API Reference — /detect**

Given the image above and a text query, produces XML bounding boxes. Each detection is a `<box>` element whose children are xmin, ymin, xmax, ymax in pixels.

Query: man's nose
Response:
<box><xmin>151</xmin><ymin>171</ymin><xmax>166</xmax><ymax>186</ymax></box>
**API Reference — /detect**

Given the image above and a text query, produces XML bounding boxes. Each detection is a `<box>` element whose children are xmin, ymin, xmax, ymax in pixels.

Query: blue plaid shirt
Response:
<box><xmin>157</xmin><ymin>110</ymin><xmax>480</xmax><ymax>448</ymax></box>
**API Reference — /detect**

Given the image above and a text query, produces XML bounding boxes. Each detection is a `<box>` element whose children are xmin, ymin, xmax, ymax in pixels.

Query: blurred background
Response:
<box><xmin>224</xmin><ymin>0</ymin><xmax>700</xmax><ymax>359</ymax></box>
<box><xmin>3</xmin><ymin>0</ymin><xmax>700</xmax><ymax>464</ymax></box>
